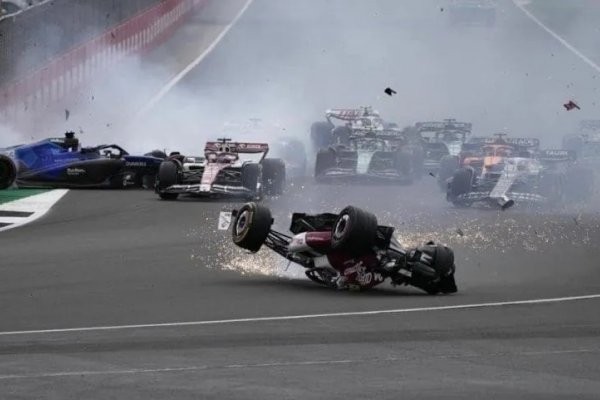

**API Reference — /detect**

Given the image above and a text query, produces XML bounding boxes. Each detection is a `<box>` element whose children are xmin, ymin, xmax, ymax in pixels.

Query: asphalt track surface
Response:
<box><xmin>2</xmin><ymin>1</ymin><xmax>600</xmax><ymax>398</ymax></box>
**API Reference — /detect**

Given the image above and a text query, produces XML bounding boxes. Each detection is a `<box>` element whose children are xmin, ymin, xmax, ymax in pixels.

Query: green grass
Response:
<box><xmin>0</xmin><ymin>189</ymin><xmax>49</xmax><ymax>205</ymax></box>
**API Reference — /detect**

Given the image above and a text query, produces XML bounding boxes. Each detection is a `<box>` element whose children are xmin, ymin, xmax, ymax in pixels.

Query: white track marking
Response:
<box><xmin>1</xmin><ymin>293</ymin><xmax>599</xmax><ymax>337</ymax></box>
<box><xmin>133</xmin><ymin>0</ymin><xmax>254</xmax><ymax>120</ymax></box>
<box><xmin>1</xmin><ymin>350</ymin><xmax>597</xmax><ymax>380</ymax></box>
<box><xmin>0</xmin><ymin>190</ymin><xmax>68</xmax><ymax>233</ymax></box>
<box><xmin>513</xmin><ymin>0</ymin><xmax>600</xmax><ymax>73</ymax></box>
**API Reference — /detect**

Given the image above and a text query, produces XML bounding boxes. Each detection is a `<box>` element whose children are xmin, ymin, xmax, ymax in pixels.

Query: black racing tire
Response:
<box><xmin>411</xmin><ymin>146</ymin><xmax>425</xmax><ymax>179</ymax></box>
<box><xmin>448</xmin><ymin>167</ymin><xmax>474</xmax><ymax>206</ymax></box>
<box><xmin>331</xmin><ymin>206</ymin><xmax>378</xmax><ymax>255</ymax></box>
<box><xmin>242</xmin><ymin>163</ymin><xmax>261</xmax><ymax>198</ymax></box>
<box><xmin>438</xmin><ymin>155</ymin><xmax>459</xmax><ymax>190</ymax></box>
<box><xmin>232</xmin><ymin>202</ymin><xmax>273</xmax><ymax>252</ymax></box>
<box><xmin>332</xmin><ymin>126</ymin><xmax>352</xmax><ymax>146</ymax></box>
<box><xmin>157</xmin><ymin>160</ymin><xmax>180</xmax><ymax>200</ymax></box>
<box><xmin>0</xmin><ymin>155</ymin><xmax>17</xmax><ymax>190</ymax></box>
<box><xmin>315</xmin><ymin>149</ymin><xmax>336</xmax><ymax>178</ymax></box>
<box><xmin>394</xmin><ymin>150</ymin><xmax>413</xmax><ymax>179</ymax></box>
<box><xmin>310</xmin><ymin>121</ymin><xmax>334</xmax><ymax>149</ymax></box>
<box><xmin>538</xmin><ymin>172</ymin><xmax>563</xmax><ymax>206</ymax></box>
<box><xmin>262</xmin><ymin>158</ymin><xmax>286</xmax><ymax>195</ymax></box>
<box><xmin>563</xmin><ymin>168</ymin><xmax>594</xmax><ymax>202</ymax></box>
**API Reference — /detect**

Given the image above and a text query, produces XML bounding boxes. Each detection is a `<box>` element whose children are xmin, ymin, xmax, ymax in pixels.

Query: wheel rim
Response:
<box><xmin>333</xmin><ymin>214</ymin><xmax>350</xmax><ymax>240</ymax></box>
<box><xmin>235</xmin><ymin>209</ymin><xmax>251</xmax><ymax>237</ymax></box>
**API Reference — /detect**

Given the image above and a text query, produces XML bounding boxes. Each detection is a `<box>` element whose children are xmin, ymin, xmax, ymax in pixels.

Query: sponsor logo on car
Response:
<box><xmin>66</xmin><ymin>167</ymin><xmax>86</xmax><ymax>176</ymax></box>
<box><xmin>125</xmin><ymin>161</ymin><xmax>147</xmax><ymax>167</ymax></box>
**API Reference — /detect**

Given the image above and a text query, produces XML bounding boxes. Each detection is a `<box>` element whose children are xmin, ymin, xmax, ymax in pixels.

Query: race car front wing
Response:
<box><xmin>160</xmin><ymin>183</ymin><xmax>258</xmax><ymax>197</ymax></box>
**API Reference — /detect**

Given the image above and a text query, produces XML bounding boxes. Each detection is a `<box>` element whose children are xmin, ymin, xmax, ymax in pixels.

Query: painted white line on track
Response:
<box><xmin>133</xmin><ymin>0</ymin><xmax>254</xmax><ymax>120</ymax></box>
<box><xmin>1</xmin><ymin>350</ymin><xmax>597</xmax><ymax>380</ymax></box>
<box><xmin>0</xmin><ymin>190</ymin><xmax>69</xmax><ymax>233</ymax></box>
<box><xmin>512</xmin><ymin>0</ymin><xmax>600</xmax><ymax>73</ymax></box>
<box><xmin>1</xmin><ymin>293</ymin><xmax>599</xmax><ymax>337</ymax></box>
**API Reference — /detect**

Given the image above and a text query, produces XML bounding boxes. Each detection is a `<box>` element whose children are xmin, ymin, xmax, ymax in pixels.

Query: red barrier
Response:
<box><xmin>0</xmin><ymin>0</ymin><xmax>207</xmax><ymax>125</ymax></box>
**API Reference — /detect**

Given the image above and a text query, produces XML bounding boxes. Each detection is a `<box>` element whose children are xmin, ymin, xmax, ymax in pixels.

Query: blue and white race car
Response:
<box><xmin>0</xmin><ymin>132</ymin><xmax>165</xmax><ymax>189</ymax></box>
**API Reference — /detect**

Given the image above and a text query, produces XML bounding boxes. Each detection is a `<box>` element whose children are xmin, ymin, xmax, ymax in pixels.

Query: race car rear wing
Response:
<box><xmin>468</xmin><ymin>136</ymin><xmax>540</xmax><ymax>148</ymax></box>
<box><xmin>204</xmin><ymin>141</ymin><xmax>269</xmax><ymax>154</ymax></box>
<box><xmin>325</xmin><ymin>106</ymin><xmax>380</xmax><ymax>122</ymax></box>
<box><xmin>415</xmin><ymin>120</ymin><xmax>472</xmax><ymax>132</ymax></box>
<box><xmin>537</xmin><ymin>149</ymin><xmax>577</xmax><ymax>163</ymax></box>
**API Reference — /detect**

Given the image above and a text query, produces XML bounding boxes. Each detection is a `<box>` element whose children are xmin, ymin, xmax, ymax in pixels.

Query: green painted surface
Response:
<box><xmin>0</xmin><ymin>189</ymin><xmax>49</xmax><ymax>205</ymax></box>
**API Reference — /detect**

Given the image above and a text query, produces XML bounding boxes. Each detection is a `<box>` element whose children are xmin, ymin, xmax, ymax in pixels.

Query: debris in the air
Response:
<box><xmin>111</xmin><ymin>32</ymin><xmax>116</xmax><ymax>39</ymax></box>
<box><xmin>428</xmin><ymin>172</ymin><xmax>436</xmax><ymax>177</ymax></box>
<box><xmin>440</xmin><ymin>7</ymin><xmax>444</xmax><ymax>12</ymax></box>
<box><xmin>455</xmin><ymin>228</ymin><xmax>464</xmax><ymax>237</ymax></box>
<box><xmin>384</xmin><ymin>87</ymin><xmax>397</xmax><ymax>96</ymax></box>
<box><xmin>564</xmin><ymin>100</ymin><xmax>580</xmax><ymax>111</ymax></box>
<box><xmin>65</xmin><ymin>109</ymin><xmax>70</xmax><ymax>120</ymax></box>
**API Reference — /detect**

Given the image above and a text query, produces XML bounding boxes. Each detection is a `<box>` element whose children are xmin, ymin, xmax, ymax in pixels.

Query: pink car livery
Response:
<box><xmin>155</xmin><ymin>138</ymin><xmax>286</xmax><ymax>201</ymax></box>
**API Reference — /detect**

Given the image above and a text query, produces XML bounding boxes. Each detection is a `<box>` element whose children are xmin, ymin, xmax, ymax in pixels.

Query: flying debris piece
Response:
<box><xmin>563</xmin><ymin>100</ymin><xmax>580</xmax><ymax>111</ymax></box>
<box><xmin>455</xmin><ymin>228</ymin><xmax>464</xmax><ymax>237</ymax></box>
<box><xmin>428</xmin><ymin>172</ymin><xmax>436</xmax><ymax>178</ymax></box>
<box><xmin>440</xmin><ymin>7</ymin><xmax>444</xmax><ymax>12</ymax></box>
<box><xmin>384</xmin><ymin>87</ymin><xmax>397</xmax><ymax>96</ymax></box>
<box><xmin>65</xmin><ymin>109</ymin><xmax>70</xmax><ymax>121</ymax></box>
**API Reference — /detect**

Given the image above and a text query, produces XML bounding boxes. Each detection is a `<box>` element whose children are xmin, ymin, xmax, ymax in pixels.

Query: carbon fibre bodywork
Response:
<box><xmin>0</xmin><ymin>136</ymin><xmax>163</xmax><ymax>189</ymax></box>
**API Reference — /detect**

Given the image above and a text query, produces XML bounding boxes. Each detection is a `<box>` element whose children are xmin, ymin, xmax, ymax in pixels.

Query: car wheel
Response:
<box><xmin>157</xmin><ymin>160</ymin><xmax>180</xmax><ymax>200</ymax></box>
<box><xmin>448</xmin><ymin>167</ymin><xmax>474</xmax><ymax>206</ymax></box>
<box><xmin>438</xmin><ymin>155</ymin><xmax>459</xmax><ymax>190</ymax></box>
<box><xmin>232</xmin><ymin>202</ymin><xmax>273</xmax><ymax>252</ymax></box>
<box><xmin>310</xmin><ymin>121</ymin><xmax>334</xmax><ymax>150</ymax></box>
<box><xmin>262</xmin><ymin>158</ymin><xmax>286</xmax><ymax>195</ymax></box>
<box><xmin>331</xmin><ymin>206</ymin><xmax>378</xmax><ymax>255</ymax></box>
<box><xmin>314</xmin><ymin>149</ymin><xmax>336</xmax><ymax>179</ymax></box>
<box><xmin>0</xmin><ymin>155</ymin><xmax>17</xmax><ymax>190</ymax></box>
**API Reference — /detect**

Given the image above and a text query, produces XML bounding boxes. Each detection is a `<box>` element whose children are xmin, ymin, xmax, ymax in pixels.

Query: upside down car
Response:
<box><xmin>231</xmin><ymin>202</ymin><xmax>457</xmax><ymax>294</ymax></box>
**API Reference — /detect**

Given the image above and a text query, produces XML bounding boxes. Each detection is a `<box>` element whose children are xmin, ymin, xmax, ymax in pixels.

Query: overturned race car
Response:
<box><xmin>156</xmin><ymin>138</ymin><xmax>286</xmax><ymax>200</ymax></box>
<box><xmin>230</xmin><ymin>202</ymin><xmax>457</xmax><ymax>294</ymax></box>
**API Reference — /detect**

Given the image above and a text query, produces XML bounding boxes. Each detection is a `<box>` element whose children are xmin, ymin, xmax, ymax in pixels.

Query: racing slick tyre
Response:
<box><xmin>157</xmin><ymin>160</ymin><xmax>180</xmax><ymax>200</ymax></box>
<box><xmin>314</xmin><ymin>150</ymin><xmax>336</xmax><ymax>180</ymax></box>
<box><xmin>0</xmin><ymin>155</ymin><xmax>17</xmax><ymax>190</ymax></box>
<box><xmin>564</xmin><ymin>167</ymin><xmax>594</xmax><ymax>202</ymax></box>
<box><xmin>232</xmin><ymin>202</ymin><xmax>273</xmax><ymax>252</ymax></box>
<box><xmin>410</xmin><ymin>146</ymin><xmax>425</xmax><ymax>179</ymax></box>
<box><xmin>332</xmin><ymin>126</ymin><xmax>351</xmax><ymax>146</ymax></box>
<box><xmin>539</xmin><ymin>172</ymin><xmax>564</xmax><ymax>207</ymax></box>
<box><xmin>438</xmin><ymin>155</ymin><xmax>459</xmax><ymax>190</ymax></box>
<box><xmin>262</xmin><ymin>158</ymin><xmax>286</xmax><ymax>196</ymax></box>
<box><xmin>310</xmin><ymin>121</ymin><xmax>334</xmax><ymax>149</ymax></box>
<box><xmin>242</xmin><ymin>163</ymin><xmax>262</xmax><ymax>200</ymax></box>
<box><xmin>394</xmin><ymin>151</ymin><xmax>413</xmax><ymax>182</ymax></box>
<box><xmin>448</xmin><ymin>167</ymin><xmax>474</xmax><ymax>206</ymax></box>
<box><xmin>331</xmin><ymin>206</ymin><xmax>378</xmax><ymax>255</ymax></box>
